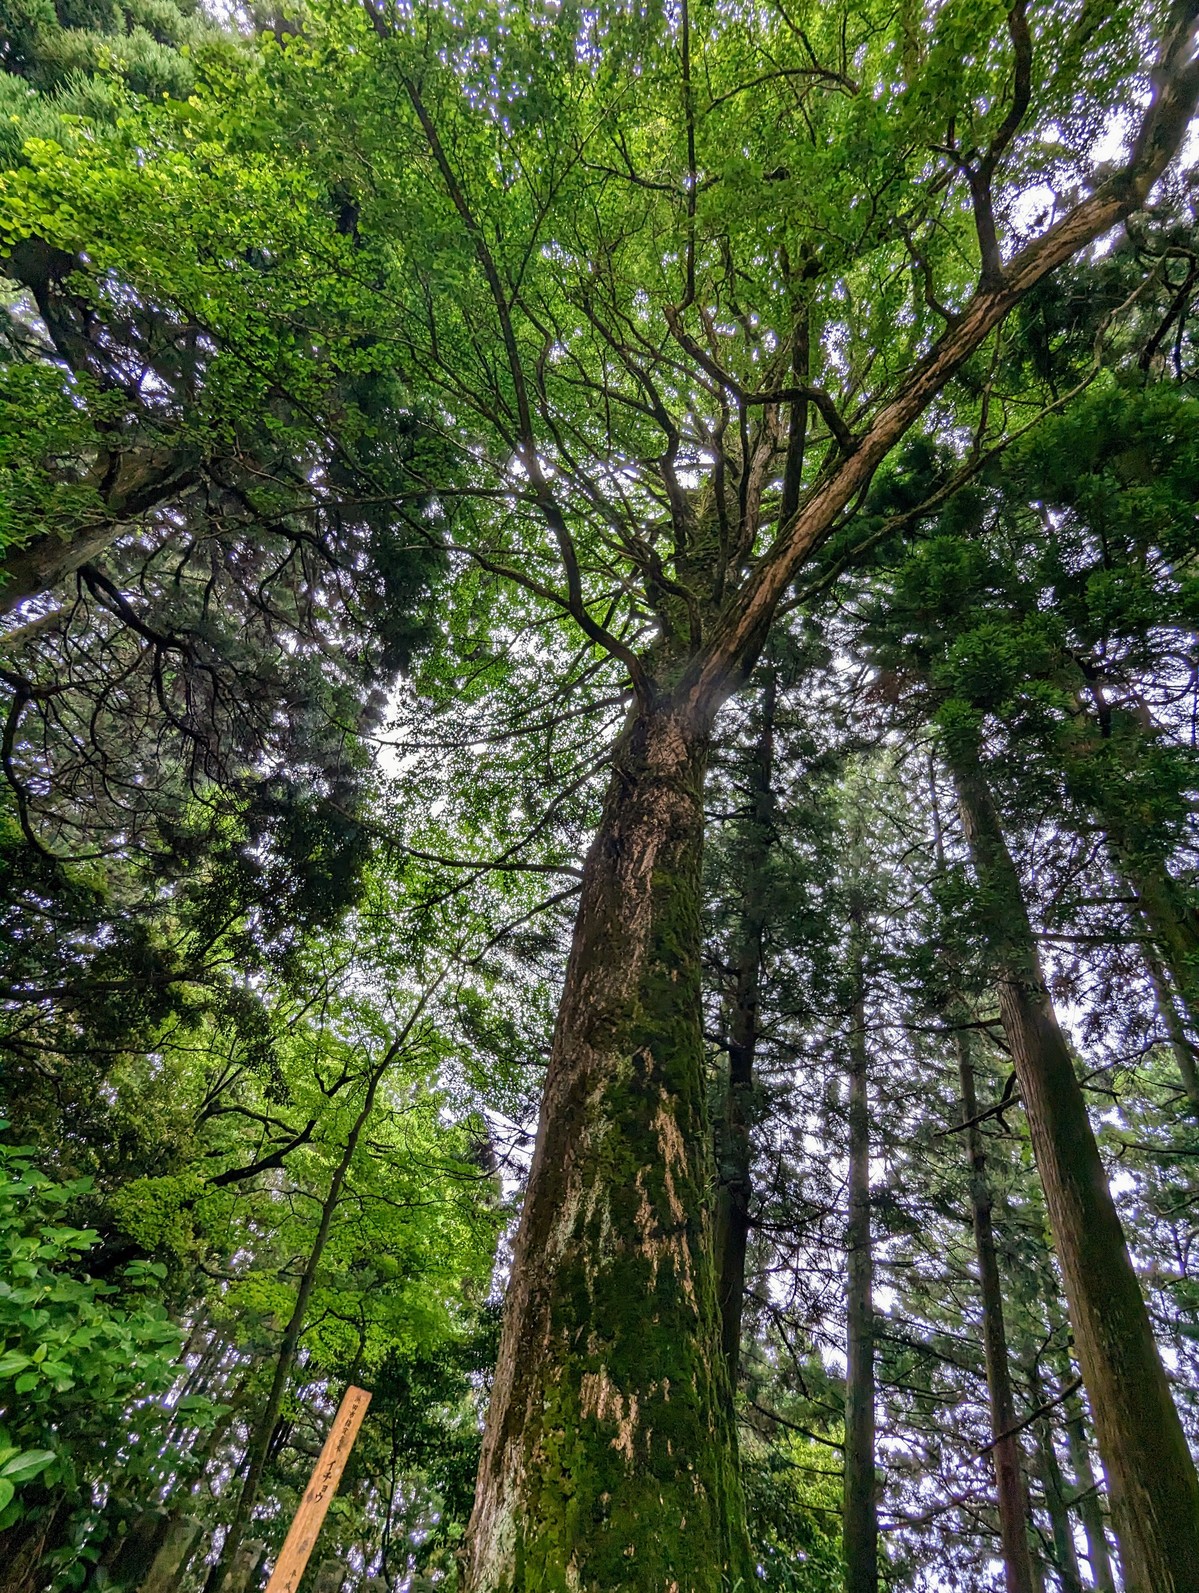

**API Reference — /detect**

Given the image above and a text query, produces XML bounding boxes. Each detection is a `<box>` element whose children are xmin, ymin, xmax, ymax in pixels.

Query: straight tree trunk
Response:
<box><xmin>1024</xmin><ymin>1356</ymin><xmax>1083</xmax><ymax>1593</ymax></box>
<box><xmin>948</xmin><ymin>731</ymin><xmax>1199</xmax><ymax>1593</ymax></box>
<box><xmin>1062</xmin><ymin>1396</ymin><xmax>1116</xmax><ymax>1593</ymax></box>
<box><xmin>955</xmin><ymin>1028</ymin><xmax>1037</xmax><ymax>1593</ymax></box>
<box><xmin>931</xmin><ymin>763</ymin><xmax>1038</xmax><ymax>1593</ymax></box>
<box><xmin>843</xmin><ymin>940</ymin><xmax>877</xmax><ymax>1593</ymax></box>
<box><xmin>715</xmin><ymin>666</ymin><xmax>777</xmax><ymax>1385</ymax></box>
<box><xmin>202</xmin><ymin>1062</ymin><xmax>388</xmax><ymax>1593</ymax></box>
<box><xmin>1040</xmin><ymin>1443</ymin><xmax>1082</xmax><ymax>1593</ymax></box>
<box><xmin>1063</xmin><ymin>692</ymin><xmax>1199</xmax><ymax>1111</ymax></box>
<box><xmin>462</xmin><ymin>700</ymin><xmax>750</xmax><ymax>1593</ymax></box>
<box><xmin>1136</xmin><ymin>917</ymin><xmax>1199</xmax><ymax>1112</ymax></box>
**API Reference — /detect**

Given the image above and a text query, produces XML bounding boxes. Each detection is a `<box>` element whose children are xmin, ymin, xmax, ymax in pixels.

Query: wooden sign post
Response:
<box><xmin>264</xmin><ymin>1384</ymin><xmax>371</xmax><ymax>1593</ymax></box>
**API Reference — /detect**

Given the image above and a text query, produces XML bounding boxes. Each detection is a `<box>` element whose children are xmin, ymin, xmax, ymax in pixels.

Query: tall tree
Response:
<box><xmin>4</xmin><ymin>1</ymin><xmax>1199</xmax><ymax>1587</ymax></box>
<box><xmin>843</xmin><ymin>913</ymin><xmax>878</xmax><ymax>1593</ymax></box>
<box><xmin>928</xmin><ymin>770</ymin><xmax>1038</xmax><ymax>1593</ymax></box>
<box><xmin>947</xmin><ymin>722</ymin><xmax>1199</xmax><ymax>1592</ymax></box>
<box><xmin>298</xmin><ymin>11</ymin><xmax>1199</xmax><ymax>1584</ymax></box>
<box><xmin>714</xmin><ymin>661</ymin><xmax>778</xmax><ymax>1385</ymax></box>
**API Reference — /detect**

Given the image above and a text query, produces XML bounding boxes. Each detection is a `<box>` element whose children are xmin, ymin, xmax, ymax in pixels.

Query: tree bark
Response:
<box><xmin>1134</xmin><ymin>901</ymin><xmax>1199</xmax><ymax>1112</ymax></box>
<box><xmin>2</xmin><ymin>520</ymin><xmax>144</xmax><ymax>619</ymax></box>
<box><xmin>715</xmin><ymin>666</ymin><xmax>777</xmax><ymax>1386</ymax></box>
<box><xmin>202</xmin><ymin>1061</ymin><xmax>388</xmax><ymax>1593</ymax></box>
<box><xmin>1062</xmin><ymin>1391</ymin><xmax>1117</xmax><ymax>1593</ymax></box>
<box><xmin>955</xmin><ymin>1028</ymin><xmax>1037</xmax><ymax>1593</ymax></box>
<box><xmin>1024</xmin><ymin>1356</ymin><xmax>1083</xmax><ymax>1593</ymax></box>
<box><xmin>0</xmin><ymin>237</ymin><xmax>203</xmax><ymax>620</ymax></box>
<box><xmin>138</xmin><ymin>1514</ymin><xmax>203</xmax><ymax>1593</ymax></box>
<box><xmin>948</xmin><ymin>732</ymin><xmax>1199</xmax><ymax>1593</ymax></box>
<box><xmin>462</xmin><ymin>700</ymin><xmax>750</xmax><ymax>1593</ymax></box>
<box><xmin>843</xmin><ymin>941</ymin><xmax>878</xmax><ymax>1593</ymax></box>
<box><xmin>1062</xmin><ymin>693</ymin><xmax>1199</xmax><ymax>1111</ymax></box>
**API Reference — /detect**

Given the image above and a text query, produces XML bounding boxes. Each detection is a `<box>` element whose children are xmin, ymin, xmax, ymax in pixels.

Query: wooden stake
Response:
<box><xmin>264</xmin><ymin>1385</ymin><xmax>371</xmax><ymax>1593</ymax></box>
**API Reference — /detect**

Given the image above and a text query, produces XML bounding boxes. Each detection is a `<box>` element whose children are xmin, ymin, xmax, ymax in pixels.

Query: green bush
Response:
<box><xmin>0</xmin><ymin>1137</ymin><xmax>185</xmax><ymax>1535</ymax></box>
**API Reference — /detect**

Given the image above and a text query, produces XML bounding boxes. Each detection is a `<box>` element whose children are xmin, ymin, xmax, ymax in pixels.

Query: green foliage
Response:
<box><xmin>742</xmin><ymin>1434</ymin><xmax>845</xmax><ymax>1593</ymax></box>
<box><xmin>0</xmin><ymin>1138</ymin><xmax>187</xmax><ymax>1532</ymax></box>
<box><xmin>3</xmin><ymin>0</ymin><xmax>1199</xmax><ymax>1586</ymax></box>
<box><xmin>0</xmin><ymin>0</ymin><xmax>217</xmax><ymax>98</ymax></box>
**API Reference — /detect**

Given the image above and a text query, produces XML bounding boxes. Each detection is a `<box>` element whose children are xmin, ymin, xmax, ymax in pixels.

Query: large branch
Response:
<box><xmin>0</xmin><ymin>449</ymin><xmax>200</xmax><ymax>620</ymax></box>
<box><xmin>683</xmin><ymin>2</ymin><xmax>1199</xmax><ymax>715</ymax></box>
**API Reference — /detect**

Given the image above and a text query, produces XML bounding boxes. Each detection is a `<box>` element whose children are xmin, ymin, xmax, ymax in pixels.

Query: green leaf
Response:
<box><xmin>0</xmin><ymin>1449</ymin><xmax>56</xmax><ymax>1483</ymax></box>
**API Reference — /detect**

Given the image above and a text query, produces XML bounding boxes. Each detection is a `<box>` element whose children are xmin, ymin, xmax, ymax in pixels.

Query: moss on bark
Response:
<box><xmin>463</xmin><ymin>702</ymin><xmax>751</xmax><ymax>1593</ymax></box>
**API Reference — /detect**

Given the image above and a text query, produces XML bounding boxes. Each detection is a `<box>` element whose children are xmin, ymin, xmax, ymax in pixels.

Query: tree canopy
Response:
<box><xmin>3</xmin><ymin>2</ymin><xmax>1199</xmax><ymax>1591</ymax></box>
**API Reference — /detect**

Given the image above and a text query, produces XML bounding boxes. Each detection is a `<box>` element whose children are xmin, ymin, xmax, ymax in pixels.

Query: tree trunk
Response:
<box><xmin>955</xmin><ymin>1029</ymin><xmax>1037</xmax><ymax>1593</ymax></box>
<box><xmin>1136</xmin><ymin>915</ymin><xmax>1199</xmax><ymax>1112</ymax></box>
<box><xmin>1111</xmin><ymin>835</ymin><xmax>1199</xmax><ymax>1071</ymax></box>
<box><xmin>1063</xmin><ymin>693</ymin><xmax>1199</xmax><ymax>1111</ymax></box>
<box><xmin>948</xmin><ymin>733</ymin><xmax>1199</xmax><ymax>1593</ymax></box>
<box><xmin>1024</xmin><ymin>1358</ymin><xmax>1083</xmax><ymax>1593</ymax></box>
<box><xmin>462</xmin><ymin>700</ymin><xmax>749</xmax><ymax>1593</ymax></box>
<box><xmin>1062</xmin><ymin>1392</ymin><xmax>1117</xmax><ymax>1593</ymax></box>
<box><xmin>202</xmin><ymin>1064</ymin><xmax>387</xmax><ymax>1593</ymax></box>
<box><xmin>1031</xmin><ymin>1443</ymin><xmax>1082</xmax><ymax>1593</ymax></box>
<box><xmin>715</xmin><ymin>666</ymin><xmax>777</xmax><ymax>1386</ymax></box>
<box><xmin>843</xmin><ymin>946</ymin><xmax>877</xmax><ymax>1593</ymax></box>
<box><xmin>138</xmin><ymin>1515</ymin><xmax>203</xmax><ymax>1593</ymax></box>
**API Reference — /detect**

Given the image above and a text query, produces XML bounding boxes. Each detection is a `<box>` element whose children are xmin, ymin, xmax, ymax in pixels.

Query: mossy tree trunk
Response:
<box><xmin>463</xmin><ymin>699</ymin><xmax>750</xmax><ymax>1593</ymax></box>
<box><xmin>843</xmin><ymin>935</ymin><xmax>878</xmax><ymax>1593</ymax></box>
<box><xmin>715</xmin><ymin>666</ymin><xmax>777</xmax><ymax>1387</ymax></box>
<box><xmin>443</xmin><ymin>30</ymin><xmax>1199</xmax><ymax>1583</ymax></box>
<box><xmin>949</xmin><ymin>731</ymin><xmax>1199</xmax><ymax>1593</ymax></box>
<box><xmin>954</xmin><ymin>1028</ymin><xmax>1037</xmax><ymax>1593</ymax></box>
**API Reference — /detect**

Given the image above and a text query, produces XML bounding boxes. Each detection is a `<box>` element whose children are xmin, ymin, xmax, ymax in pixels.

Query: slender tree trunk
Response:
<box><xmin>462</xmin><ymin>700</ymin><xmax>750</xmax><ymax>1593</ymax></box>
<box><xmin>931</xmin><ymin>763</ymin><xmax>1038</xmax><ymax>1592</ymax></box>
<box><xmin>202</xmin><ymin>1064</ymin><xmax>387</xmax><ymax>1593</ymax></box>
<box><xmin>1028</xmin><ymin>1544</ymin><xmax>1049</xmax><ymax>1593</ymax></box>
<box><xmin>1062</xmin><ymin>1393</ymin><xmax>1117</xmax><ymax>1593</ymax></box>
<box><xmin>1064</xmin><ymin>693</ymin><xmax>1199</xmax><ymax>1111</ymax></box>
<box><xmin>1038</xmin><ymin>1438</ymin><xmax>1082</xmax><ymax>1593</ymax></box>
<box><xmin>843</xmin><ymin>940</ymin><xmax>877</xmax><ymax>1593</ymax></box>
<box><xmin>1111</xmin><ymin>836</ymin><xmax>1199</xmax><ymax>1067</ymax></box>
<box><xmin>1137</xmin><ymin>919</ymin><xmax>1199</xmax><ymax>1112</ymax></box>
<box><xmin>715</xmin><ymin>667</ymin><xmax>776</xmax><ymax>1385</ymax></box>
<box><xmin>948</xmin><ymin>732</ymin><xmax>1199</xmax><ymax>1592</ymax></box>
<box><xmin>1024</xmin><ymin>1358</ymin><xmax>1083</xmax><ymax>1593</ymax></box>
<box><xmin>1041</xmin><ymin>1294</ymin><xmax>1122</xmax><ymax>1591</ymax></box>
<box><xmin>955</xmin><ymin>1029</ymin><xmax>1037</xmax><ymax>1593</ymax></box>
